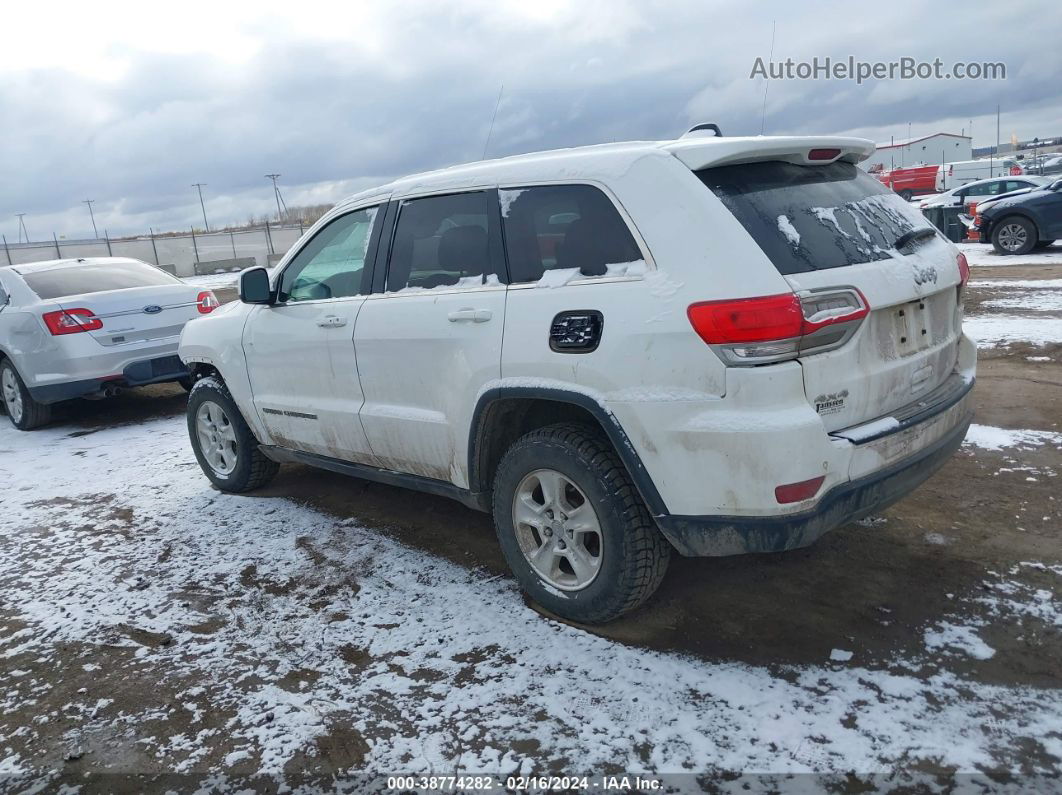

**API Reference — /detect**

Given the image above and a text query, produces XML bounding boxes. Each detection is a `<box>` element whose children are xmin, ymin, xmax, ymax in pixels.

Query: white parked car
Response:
<box><xmin>179</xmin><ymin>133</ymin><xmax>976</xmax><ymax>623</ymax></box>
<box><xmin>938</xmin><ymin>158</ymin><xmax>1023</xmax><ymax>190</ymax></box>
<box><xmin>0</xmin><ymin>257</ymin><xmax>218</xmax><ymax>429</ymax></box>
<box><xmin>920</xmin><ymin>175</ymin><xmax>1052</xmax><ymax>209</ymax></box>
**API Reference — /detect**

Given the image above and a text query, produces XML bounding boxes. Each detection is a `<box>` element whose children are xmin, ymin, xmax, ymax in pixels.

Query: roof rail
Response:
<box><xmin>682</xmin><ymin>123</ymin><xmax>723</xmax><ymax>139</ymax></box>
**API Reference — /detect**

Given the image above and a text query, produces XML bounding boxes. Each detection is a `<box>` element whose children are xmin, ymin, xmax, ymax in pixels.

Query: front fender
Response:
<box><xmin>178</xmin><ymin>305</ymin><xmax>268</xmax><ymax>442</ymax></box>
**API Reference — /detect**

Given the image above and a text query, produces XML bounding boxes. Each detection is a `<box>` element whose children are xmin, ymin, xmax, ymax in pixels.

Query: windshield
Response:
<box><xmin>697</xmin><ymin>161</ymin><xmax>933</xmax><ymax>275</ymax></box>
<box><xmin>19</xmin><ymin>261</ymin><xmax>181</xmax><ymax>300</ymax></box>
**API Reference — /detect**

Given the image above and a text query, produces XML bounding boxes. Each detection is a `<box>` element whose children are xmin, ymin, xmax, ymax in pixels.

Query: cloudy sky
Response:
<box><xmin>2</xmin><ymin>0</ymin><xmax>1060</xmax><ymax>241</ymax></box>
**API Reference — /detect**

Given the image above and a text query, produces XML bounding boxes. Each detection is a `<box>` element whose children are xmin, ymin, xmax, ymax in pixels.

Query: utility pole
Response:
<box><xmin>15</xmin><ymin>213</ymin><xmax>29</xmax><ymax>244</ymax></box>
<box><xmin>994</xmin><ymin>104</ymin><xmax>1001</xmax><ymax>178</ymax></box>
<box><xmin>191</xmin><ymin>183</ymin><xmax>210</xmax><ymax>232</ymax></box>
<box><xmin>83</xmin><ymin>199</ymin><xmax>99</xmax><ymax>239</ymax></box>
<box><xmin>265</xmin><ymin>174</ymin><xmax>286</xmax><ymax>221</ymax></box>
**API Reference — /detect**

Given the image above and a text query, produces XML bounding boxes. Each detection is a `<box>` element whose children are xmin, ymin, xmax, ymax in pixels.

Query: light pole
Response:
<box><xmin>15</xmin><ymin>213</ymin><xmax>29</xmax><ymax>244</ymax></box>
<box><xmin>265</xmin><ymin>174</ymin><xmax>286</xmax><ymax>221</ymax></box>
<box><xmin>191</xmin><ymin>183</ymin><xmax>210</xmax><ymax>232</ymax></box>
<box><xmin>83</xmin><ymin>199</ymin><xmax>99</xmax><ymax>239</ymax></box>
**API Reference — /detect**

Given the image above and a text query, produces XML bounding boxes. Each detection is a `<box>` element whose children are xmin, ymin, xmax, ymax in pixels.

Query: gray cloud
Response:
<box><xmin>2</xmin><ymin>0</ymin><xmax>1060</xmax><ymax>240</ymax></box>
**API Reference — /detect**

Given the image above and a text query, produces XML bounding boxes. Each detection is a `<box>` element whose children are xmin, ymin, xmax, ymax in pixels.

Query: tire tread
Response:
<box><xmin>493</xmin><ymin>422</ymin><xmax>670</xmax><ymax>623</ymax></box>
<box><xmin>188</xmin><ymin>376</ymin><xmax>279</xmax><ymax>492</ymax></box>
<box><xmin>1</xmin><ymin>360</ymin><xmax>52</xmax><ymax>430</ymax></box>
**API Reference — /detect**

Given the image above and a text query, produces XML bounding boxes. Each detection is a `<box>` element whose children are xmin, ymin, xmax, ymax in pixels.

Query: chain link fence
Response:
<box><xmin>2</xmin><ymin>223</ymin><xmax>307</xmax><ymax>278</ymax></box>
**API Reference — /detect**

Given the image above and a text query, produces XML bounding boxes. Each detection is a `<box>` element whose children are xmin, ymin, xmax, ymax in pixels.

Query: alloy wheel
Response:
<box><xmin>2</xmin><ymin>368</ymin><xmax>23</xmax><ymax>424</ymax></box>
<box><xmin>998</xmin><ymin>222</ymin><xmax>1028</xmax><ymax>252</ymax></box>
<box><xmin>195</xmin><ymin>400</ymin><xmax>238</xmax><ymax>475</ymax></box>
<box><xmin>512</xmin><ymin>468</ymin><xmax>603</xmax><ymax>591</ymax></box>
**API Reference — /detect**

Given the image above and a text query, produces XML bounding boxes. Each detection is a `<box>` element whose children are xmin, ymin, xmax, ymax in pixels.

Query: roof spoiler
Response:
<box><xmin>682</xmin><ymin>123</ymin><xmax>723</xmax><ymax>139</ymax></box>
<box><xmin>663</xmin><ymin>135</ymin><xmax>876</xmax><ymax>170</ymax></box>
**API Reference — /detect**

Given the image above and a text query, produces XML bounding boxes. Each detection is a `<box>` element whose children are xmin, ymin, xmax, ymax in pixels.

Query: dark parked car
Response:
<box><xmin>977</xmin><ymin>179</ymin><xmax>1062</xmax><ymax>254</ymax></box>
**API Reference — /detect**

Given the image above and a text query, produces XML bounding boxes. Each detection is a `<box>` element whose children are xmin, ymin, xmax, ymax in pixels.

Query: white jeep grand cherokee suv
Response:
<box><xmin>179</xmin><ymin>133</ymin><xmax>975</xmax><ymax>623</ymax></box>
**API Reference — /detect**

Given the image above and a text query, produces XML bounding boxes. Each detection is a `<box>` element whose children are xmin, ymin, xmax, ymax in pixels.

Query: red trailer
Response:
<box><xmin>875</xmin><ymin>165</ymin><xmax>941</xmax><ymax>201</ymax></box>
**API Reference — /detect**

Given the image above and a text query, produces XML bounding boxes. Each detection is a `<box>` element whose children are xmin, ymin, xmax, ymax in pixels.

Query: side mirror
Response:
<box><xmin>240</xmin><ymin>267</ymin><xmax>273</xmax><ymax>304</ymax></box>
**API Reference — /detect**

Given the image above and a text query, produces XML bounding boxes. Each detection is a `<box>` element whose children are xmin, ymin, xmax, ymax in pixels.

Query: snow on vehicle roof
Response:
<box><xmin>334</xmin><ymin>135</ymin><xmax>875</xmax><ymax>210</ymax></box>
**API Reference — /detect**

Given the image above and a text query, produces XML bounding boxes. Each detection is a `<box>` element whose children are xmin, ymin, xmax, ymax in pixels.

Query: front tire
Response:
<box><xmin>992</xmin><ymin>216</ymin><xmax>1037</xmax><ymax>255</ymax></box>
<box><xmin>1</xmin><ymin>359</ymin><xmax>52</xmax><ymax>430</ymax></box>
<box><xmin>492</xmin><ymin>423</ymin><xmax>670</xmax><ymax>624</ymax></box>
<box><xmin>187</xmin><ymin>376</ymin><xmax>278</xmax><ymax>492</ymax></box>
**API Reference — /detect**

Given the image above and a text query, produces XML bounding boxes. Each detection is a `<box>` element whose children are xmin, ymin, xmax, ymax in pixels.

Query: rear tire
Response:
<box><xmin>991</xmin><ymin>215</ymin><xmax>1037</xmax><ymax>255</ymax></box>
<box><xmin>492</xmin><ymin>423</ymin><xmax>670</xmax><ymax>624</ymax></box>
<box><xmin>187</xmin><ymin>376</ymin><xmax>279</xmax><ymax>492</ymax></box>
<box><xmin>899</xmin><ymin>189</ymin><xmax>914</xmax><ymax>201</ymax></box>
<box><xmin>1</xmin><ymin>359</ymin><xmax>52</xmax><ymax>431</ymax></box>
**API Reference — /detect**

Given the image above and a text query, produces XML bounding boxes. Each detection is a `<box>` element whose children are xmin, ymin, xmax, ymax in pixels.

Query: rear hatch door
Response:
<box><xmin>697</xmin><ymin>159</ymin><xmax>964</xmax><ymax>432</ymax></box>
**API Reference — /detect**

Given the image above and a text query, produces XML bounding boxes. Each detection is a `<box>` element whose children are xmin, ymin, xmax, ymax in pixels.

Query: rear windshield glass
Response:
<box><xmin>697</xmin><ymin>161</ymin><xmax>933</xmax><ymax>274</ymax></box>
<box><xmin>19</xmin><ymin>261</ymin><xmax>179</xmax><ymax>299</ymax></box>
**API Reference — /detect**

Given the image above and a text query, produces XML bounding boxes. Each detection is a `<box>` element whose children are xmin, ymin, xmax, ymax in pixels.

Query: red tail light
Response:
<box><xmin>957</xmin><ymin>252</ymin><xmax>970</xmax><ymax>285</ymax></box>
<box><xmin>687</xmin><ymin>294</ymin><xmax>802</xmax><ymax>345</ymax></box>
<box><xmin>42</xmin><ymin>309</ymin><xmax>102</xmax><ymax>335</ymax></box>
<box><xmin>775</xmin><ymin>476</ymin><xmax>826</xmax><ymax>504</ymax></box>
<box><xmin>808</xmin><ymin>148</ymin><xmax>841</xmax><ymax>161</ymax></box>
<box><xmin>687</xmin><ymin>289</ymin><xmax>869</xmax><ymax>365</ymax></box>
<box><xmin>197</xmin><ymin>291</ymin><xmax>220</xmax><ymax>314</ymax></box>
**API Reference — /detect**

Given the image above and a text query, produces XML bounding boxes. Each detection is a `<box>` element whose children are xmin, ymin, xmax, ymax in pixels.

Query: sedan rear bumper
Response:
<box><xmin>27</xmin><ymin>354</ymin><xmax>188</xmax><ymax>404</ymax></box>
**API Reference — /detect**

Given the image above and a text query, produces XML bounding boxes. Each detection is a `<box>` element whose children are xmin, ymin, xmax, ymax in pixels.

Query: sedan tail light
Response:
<box><xmin>197</xmin><ymin>291</ymin><xmax>220</xmax><ymax>314</ymax></box>
<box><xmin>42</xmin><ymin>309</ymin><xmax>103</xmax><ymax>335</ymax></box>
<box><xmin>687</xmin><ymin>288</ymin><xmax>869</xmax><ymax>365</ymax></box>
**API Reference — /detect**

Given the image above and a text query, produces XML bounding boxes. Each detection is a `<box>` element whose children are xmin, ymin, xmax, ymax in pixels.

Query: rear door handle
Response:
<box><xmin>317</xmin><ymin>315</ymin><xmax>347</xmax><ymax>328</ymax></box>
<box><xmin>448</xmin><ymin>308</ymin><xmax>493</xmax><ymax>323</ymax></box>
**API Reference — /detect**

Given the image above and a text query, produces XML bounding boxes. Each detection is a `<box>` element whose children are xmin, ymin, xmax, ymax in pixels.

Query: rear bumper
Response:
<box><xmin>654</xmin><ymin>379</ymin><xmax>974</xmax><ymax>556</ymax></box>
<box><xmin>27</xmin><ymin>354</ymin><xmax>188</xmax><ymax>404</ymax></box>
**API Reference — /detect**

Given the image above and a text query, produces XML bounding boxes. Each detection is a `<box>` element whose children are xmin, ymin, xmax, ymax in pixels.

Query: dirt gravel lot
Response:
<box><xmin>1</xmin><ymin>244</ymin><xmax>1060</xmax><ymax>792</ymax></box>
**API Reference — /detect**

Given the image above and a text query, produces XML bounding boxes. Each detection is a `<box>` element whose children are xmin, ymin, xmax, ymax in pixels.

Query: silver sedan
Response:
<box><xmin>0</xmin><ymin>257</ymin><xmax>219</xmax><ymax>430</ymax></box>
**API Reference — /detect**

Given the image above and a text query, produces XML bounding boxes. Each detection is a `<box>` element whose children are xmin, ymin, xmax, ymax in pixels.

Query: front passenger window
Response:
<box><xmin>279</xmin><ymin>207</ymin><xmax>378</xmax><ymax>302</ymax></box>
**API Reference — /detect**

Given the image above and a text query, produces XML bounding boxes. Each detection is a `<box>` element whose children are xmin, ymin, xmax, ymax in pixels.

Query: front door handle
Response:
<box><xmin>317</xmin><ymin>315</ymin><xmax>347</xmax><ymax>328</ymax></box>
<box><xmin>448</xmin><ymin>308</ymin><xmax>493</xmax><ymax>323</ymax></box>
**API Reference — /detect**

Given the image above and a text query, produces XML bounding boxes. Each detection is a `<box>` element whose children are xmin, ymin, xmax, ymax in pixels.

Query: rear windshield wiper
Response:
<box><xmin>894</xmin><ymin>227</ymin><xmax>936</xmax><ymax>250</ymax></box>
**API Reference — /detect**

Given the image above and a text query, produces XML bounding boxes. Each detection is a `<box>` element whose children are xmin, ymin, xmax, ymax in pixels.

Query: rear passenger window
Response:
<box><xmin>386</xmin><ymin>192</ymin><xmax>497</xmax><ymax>292</ymax></box>
<box><xmin>500</xmin><ymin>185</ymin><xmax>643</xmax><ymax>283</ymax></box>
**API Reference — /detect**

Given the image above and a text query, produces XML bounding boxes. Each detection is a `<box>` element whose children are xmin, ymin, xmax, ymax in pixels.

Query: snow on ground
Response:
<box><xmin>963</xmin><ymin>315</ymin><xmax>1062</xmax><ymax>348</ymax></box>
<box><xmin>982</xmin><ymin>291</ymin><xmax>1062</xmax><ymax>312</ymax></box>
<box><xmin>1</xmin><ymin>416</ymin><xmax>1061</xmax><ymax>786</ymax></box>
<box><xmin>963</xmin><ymin>424</ymin><xmax>1062</xmax><ymax>452</ymax></box>
<box><xmin>958</xmin><ymin>241</ymin><xmax>1062</xmax><ymax>267</ymax></box>
<box><xmin>964</xmin><ymin>264</ymin><xmax>1062</xmax><ymax>348</ymax></box>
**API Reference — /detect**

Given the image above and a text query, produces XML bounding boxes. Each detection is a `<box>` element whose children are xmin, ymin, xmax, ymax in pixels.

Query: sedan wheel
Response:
<box><xmin>2</xmin><ymin>367</ymin><xmax>23</xmax><ymax>424</ymax></box>
<box><xmin>997</xmin><ymin>222</ymin><xmax>1029</xmax><ymax>252</ymax></box>
<box><xmin>512</xmin><ymin>468</ymin><xmax>603</xmax><ymax>591</ymax></box>
<box><xmin>0</xmin><ymin>360</ymin><xmax>51</xmax><ymax>430</ymax></box>
<box><xmin>195</xmin><ymin>400</ymin><xmax>239</xmax><ymax>475</ymax></box>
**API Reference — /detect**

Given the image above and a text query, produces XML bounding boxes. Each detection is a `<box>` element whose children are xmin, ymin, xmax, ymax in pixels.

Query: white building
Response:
<box><xmin>861</xmin><ymin>133</ymin><xmax>972</xmax><ymax>172</ymax></box>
